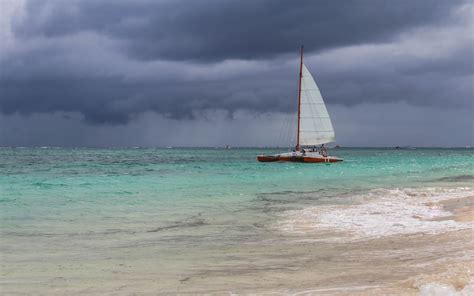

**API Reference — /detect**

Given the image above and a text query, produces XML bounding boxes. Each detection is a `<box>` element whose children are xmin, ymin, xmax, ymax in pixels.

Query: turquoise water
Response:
<box><xmin>0</xmin><ymin>147</ymin><xmax>473</xmax><ymax>293</ymax></box>
<box><xmin>1</xmin><ymin>147</ymin><xmax>473</xmax><ymax>236</ymax></box>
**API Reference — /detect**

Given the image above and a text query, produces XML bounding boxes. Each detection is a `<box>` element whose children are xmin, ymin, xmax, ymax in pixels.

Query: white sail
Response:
<box><xmin>299</xmin><ymin>64</ymin><xmax>335</xmax><ymax>146</ymax></box>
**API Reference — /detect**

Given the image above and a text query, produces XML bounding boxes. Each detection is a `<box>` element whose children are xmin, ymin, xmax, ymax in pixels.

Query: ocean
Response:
<box><xmin>1</xmin><ymin>147</ymin><xmax>473</xmax><ymax>294</ymax></box>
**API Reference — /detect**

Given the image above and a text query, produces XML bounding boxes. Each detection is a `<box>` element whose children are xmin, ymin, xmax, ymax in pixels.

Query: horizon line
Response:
<box><xmin>1</xmin><ymin>146</ymin><xmax>472</xmax><ymax>149</ymax></box>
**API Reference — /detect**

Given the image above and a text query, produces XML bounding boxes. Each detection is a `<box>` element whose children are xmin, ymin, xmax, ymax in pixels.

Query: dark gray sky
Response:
<box><xmin>0</xmin><ymin>0</ymin><xmax>472</xmax><ymax>147</ymax></box>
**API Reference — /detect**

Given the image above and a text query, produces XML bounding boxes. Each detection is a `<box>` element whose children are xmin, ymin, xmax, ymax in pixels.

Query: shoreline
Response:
<box><xmin>2</xmin><ymin>187</ymin><xmax>472</xmax><ymax>295</ymax></box>
<box><xmin>430</xmin><ymin>195</ymin><xmax>474</xmax><ymax>223</ymax></box>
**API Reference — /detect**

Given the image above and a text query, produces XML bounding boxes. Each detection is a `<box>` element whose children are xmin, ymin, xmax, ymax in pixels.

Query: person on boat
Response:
<box><xmin>320</xmin><ymin>144</ymin><xmax>328</xmax><ymax>157</ymax></box>
<box><xmin>302</xmin><ymin>149</ymin><xmax>306</xmax><ymax>155</ymax></box>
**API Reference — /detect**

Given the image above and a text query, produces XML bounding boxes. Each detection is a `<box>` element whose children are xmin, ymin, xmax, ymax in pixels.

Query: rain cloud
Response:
<box><xmin>0</xmin><ymin>0</ymin><xmax>472</xmax><ymax>146</ymax></box>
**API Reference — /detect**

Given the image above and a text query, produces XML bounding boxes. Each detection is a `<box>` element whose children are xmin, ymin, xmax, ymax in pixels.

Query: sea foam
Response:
<box><xmin>279</xmin><ymin>187</ymin><xmax>474</xmax><ymax>240</ymax></box>
<box><xmin>417</xmin><ymin>282</ymin><xmax>474</xmax><ymax>296</ymax></box>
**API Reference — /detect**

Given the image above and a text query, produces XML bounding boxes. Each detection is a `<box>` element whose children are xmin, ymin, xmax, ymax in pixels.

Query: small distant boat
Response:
<box><xmin>395</xmin><ymin>146</ymin><xmax>416</xmax><ymax>150</ymax></box>
<box><xmin>257</xmin><ymin>46</ymin><xmax>342</xmax><ymax>163</ymax></box>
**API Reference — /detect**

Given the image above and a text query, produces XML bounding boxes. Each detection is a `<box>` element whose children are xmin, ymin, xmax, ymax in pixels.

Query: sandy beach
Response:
<box><xmin>2</xmin><ymin>185</ymin><xmax>472</xmax><ymax>295</ymax></box>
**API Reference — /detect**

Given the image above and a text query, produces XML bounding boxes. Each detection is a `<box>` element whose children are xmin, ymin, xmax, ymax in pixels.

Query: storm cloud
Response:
<box><xmin>0</xmin><ymin>0</ymin><xmax>472</xmax><ymax>146</ymax></box>
<box><xmin>12</xmin><ymin>0</ymin><xmax>459</xmax><ymax>61</ymax></box>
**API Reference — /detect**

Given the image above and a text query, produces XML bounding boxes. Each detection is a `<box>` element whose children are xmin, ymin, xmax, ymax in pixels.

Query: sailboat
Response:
<box><xmin>257</xmin><ymin>46</ymin><xmax>343</xmax><ymax>163</ymax></box>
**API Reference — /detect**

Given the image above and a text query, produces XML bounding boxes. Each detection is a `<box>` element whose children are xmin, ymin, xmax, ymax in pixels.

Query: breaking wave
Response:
<box><xmin>279</xmin><ymin>187</ymin><xmax>474</xmax><ymax>240</ymax></box>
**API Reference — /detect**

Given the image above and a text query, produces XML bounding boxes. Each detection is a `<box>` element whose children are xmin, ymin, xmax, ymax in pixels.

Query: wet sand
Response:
<box><xmin>1</xmin><ymin>192</ymin><xmax>472</xmax><ymax>295</ymax></box>
<box><xmin>430</xmin><ymin>195</ymin><xmax>474</xmax><ymax>222</ymax></box>
<box><xmin>173</xmin><ymin>192</ymin><xmax>474</xmax><ymax>294</ymax></box>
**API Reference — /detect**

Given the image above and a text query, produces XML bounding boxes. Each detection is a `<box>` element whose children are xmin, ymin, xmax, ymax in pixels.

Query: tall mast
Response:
<box><xmin>296</xmin><ymin>45</ymin><xmax>304</xmax><ymax>151</ymax></box>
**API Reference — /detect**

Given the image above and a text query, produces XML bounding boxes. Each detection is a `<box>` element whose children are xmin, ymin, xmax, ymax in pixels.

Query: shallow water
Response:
<box><xmin>0</xmin><ymin>147</ymin><xmax>473</xmax><ymax>294</ymax></box>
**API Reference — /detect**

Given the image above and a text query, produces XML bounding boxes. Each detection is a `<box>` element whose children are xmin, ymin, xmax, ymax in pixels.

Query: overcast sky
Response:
<box><xmin>0</xmin><ymin>0</ymin><xmax>472</xmax><ymax>147</ymax></box>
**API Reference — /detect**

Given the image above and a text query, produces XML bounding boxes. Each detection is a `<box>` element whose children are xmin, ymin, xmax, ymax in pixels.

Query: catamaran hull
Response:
<box><xmin>256</xmin><ymin>155</ymin><xmax>281</xmax><ymax>162</ymax></box>
<box><xmin>257</xmin><ymin>155</ymin><xmax>343</xmax><ymax>163</ymax></box>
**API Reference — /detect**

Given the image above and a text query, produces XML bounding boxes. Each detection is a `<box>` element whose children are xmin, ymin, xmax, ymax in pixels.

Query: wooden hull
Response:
<box><xmin>256</xmin><ymin>155</ymin><xmax>281</xmax><ymax>162</ymax></box>
<box><xmin>257</xmin><ymin>155</ymin><xmax>343</xmax><ymax>163</ymax></box>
